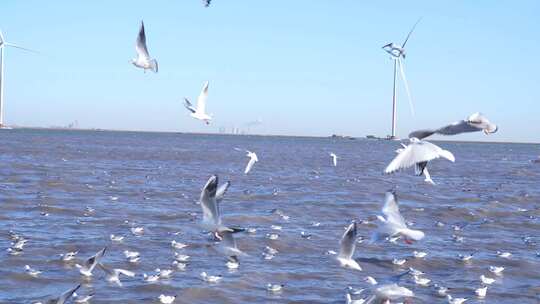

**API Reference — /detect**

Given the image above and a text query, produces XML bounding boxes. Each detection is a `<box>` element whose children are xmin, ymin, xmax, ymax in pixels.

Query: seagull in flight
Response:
<box><xmin>41</xmin><ymin>284</ymin><xmax>81</xmax><ymax>304</ymax></box>
<box><xmin>330</xmin><ymin>153</ymin><xmax>338</xmax><ymax>167</ymax></box>
<box><xmin>131</xmin><ymin>21</ymin><xmax>158</xmax><ymax>73</ymax></box>
<box><xmin>199</xmin><ymin>175</ymin><xmax>224</xmax><ymax>232</ymax></box>
<box><xmin>203</xmin><ymin>0</ymin><xmax>211</xmax><ymax>7</ymax></box>
<box><xmin>184</xmin><ymin>81</ymin><xmax>212</xmax><ymax>125</ymax></box>
<box><xmin>409</xmin><ymin>113</ymin><xmax>498</xmax><ymax>140</ymax></box>
<box><xmin>365</xmin><ymin>284</ymin><xmax>414</xmax><ymax>304</ymax></box>
<box><xmin>337</xmin><ymin>221</ymin><xmax>362</xmax><ymax>271</ymax></box>
<box><xmin>75</xmin><ymin>247</ymin><xmax>106</xmax><ymax>277</ymax></box>
<box><xmin>372</xmin><ymin>192</ymin><xmax>425</xmax><ymax>244</ymax></box>
<box><xmin>97</xmin><ymin>263</ymin><xmax>136</xmax><ymax>286</ymax></box>
<box><xmin>385</xmin><ymin>138</ymin><xmax>455</xmax><ymax>183</ymax></box>
<box><xmin>243</xmin><ymin>150</ymin><xmax>258</xmax><ymax>174</ymax></box>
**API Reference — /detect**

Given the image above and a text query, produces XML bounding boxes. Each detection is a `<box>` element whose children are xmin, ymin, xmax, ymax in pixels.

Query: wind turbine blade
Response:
<box><xmin>4</xmin><ymin>43</ymin><xmax>38</xmax><ymax>53</ymax></box>
<box><xmin>402</xmin><ymin>17</ymin><xmax>422</xmax><ymax>48</ymax></box>
<box><xmin>398</xmin><ymin>58</ymin><xmax>415</xmax><ymax>116</ymax></box>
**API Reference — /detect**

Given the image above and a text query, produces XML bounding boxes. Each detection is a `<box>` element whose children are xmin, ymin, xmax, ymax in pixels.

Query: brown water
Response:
<box><xmin>0</xmin><ymin>129</ymin><xmax>539</xmax><ymax>303</ymax></box>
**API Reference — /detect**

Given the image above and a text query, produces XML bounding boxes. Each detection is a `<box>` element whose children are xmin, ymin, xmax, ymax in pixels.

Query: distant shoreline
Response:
<box><xmin>4</xmin><ymin>126</ymin><xmax>540</xmax><ymax>145</ymax></box>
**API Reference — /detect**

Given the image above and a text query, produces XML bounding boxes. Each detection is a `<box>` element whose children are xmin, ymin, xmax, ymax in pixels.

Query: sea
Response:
<box><xmin>0</xmin><ymin>128</ymin><xmax>539</xmax><ymax>303</ymax></box>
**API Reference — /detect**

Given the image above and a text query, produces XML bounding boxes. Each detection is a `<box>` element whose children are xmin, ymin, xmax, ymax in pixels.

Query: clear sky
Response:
<box><xmin>1</xmin><ymin>1</ymin><xmax>539</xmax><ymax>142</ymax></box>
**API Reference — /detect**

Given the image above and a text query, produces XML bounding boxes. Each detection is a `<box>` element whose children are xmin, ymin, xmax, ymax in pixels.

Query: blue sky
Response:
<box><xmin>1</xmin><ymin>1</ymin><xmax>539</xmax><ymax>142</ymax></box>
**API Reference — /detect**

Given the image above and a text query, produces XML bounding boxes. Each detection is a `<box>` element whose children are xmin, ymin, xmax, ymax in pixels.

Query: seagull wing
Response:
<box><xmin>339</xmin><ymin>222</ymin><xmax>357</xmax><ymax>260</ymax></box>
<box><xmin>381</xmin><ymin>192</ymin><xmax>407</xmax><ymax>229</ymax></box>
<box><xmin>200</xmin><ymin>175</ymin><xmax>221</xmax><ymax>226</ymax></box>
<box><xmin>196</xmin><ymin>81</ymin><xmax>209</xmax><ymax>114</ymax></box>
<box><xmin>434</xmin><ymin>120</ymin><xmax>480</xmax><ymax>135</ymax></box>
<box><xmin>135</xmin><ymin>21</ymin><xmax>150</xmax><ymax>59</ymax></box>
<box><xmin>384</xmin><ymin>140</ymin><xmax>454</xmax><ymax>173</ymax></box>
<box><xmin>56</xmin><ymin>284</ymin><xmax>81</xmax><ymax>304</ymax></box>
<box><xmin>244</xmin><ymin>156</ymin><xmax>257</xmax><ymax>174</ymax></box>
<box><xmin>84</xmin><ymin>247</ymin><xmax>106</xmax><ymax>273</ymax></box>
<box><xmin>401</xmin><ymin>18</ymin><xmax>422</xmax><ymax>48</ymax></box>
<box><xmin>408</xmin><ymin>129</ymin><xmax>437</xmax><ymax>140</ymax></box>
<box><xmin>216</xmin><ymin>181</ymin><xmax>230</xmax><ymax>202</ymax></box>
<box><xmin>183</xmin><ymin>98</ymin><xmax>197</xmax><ymax>113</ymax></box>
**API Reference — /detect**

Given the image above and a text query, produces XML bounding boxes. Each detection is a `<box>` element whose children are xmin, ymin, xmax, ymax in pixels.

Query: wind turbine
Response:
<box><xmin>0</xmin><ymin>30</ymin><xmax>36</xmax><ymax>129</ymax></box>
<box><xmin>382</xmin><ymin>18</ymin><xmax>421</xmax><ymax>140</ymax></box>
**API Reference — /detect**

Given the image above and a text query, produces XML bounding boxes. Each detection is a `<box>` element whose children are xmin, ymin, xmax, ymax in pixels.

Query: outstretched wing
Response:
<box><xmin>85</xmin><ymin>247</ymin><xmax>106</xmax><ymax>273</ymax></box>
<box><xmin>196</xmin><ymin>81</ymin><xmax>209</xmax><ymax>114</ymax></box>
<box><xmin>339</xmin><ymin>222</ymin><xmax>357</xmax><ymax>260</ymax></box>
<box><xmin>135</xmin><ymin>21</ymin><xmax>150</xmax><ymax>58</ymax></box>
<box><xmin>216</xmin><ymin>181</ymin><xmax>230</xmax><ymax>202</ymax></box>
<box><xmin>200</xmin><ymin>175</ymin><xmax>221</xmax><ymax>225</ymax></box>
<box><xmin>384</xmin><ymin>140</ymin><xmax>453</xmax><ymax>173</ymax></box>
<box><xmin>435</xmin><ymin>120</ymin><xmax>480</xmax><ymax>135</ymax></box>
<box><xmin>382</xmin><ymin>192</ymin><xmax>406</xmax><ymax>229</ymax></box>
<box><xmin>57</xmin><ymin>284</ymin><xmax>81</xmax><ymax>304</ymax></box>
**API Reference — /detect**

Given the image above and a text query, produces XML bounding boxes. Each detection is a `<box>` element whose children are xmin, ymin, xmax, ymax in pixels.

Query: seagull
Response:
<box><xmin>364</xmin><ymin>276</ymin><xmax>378</xmax><ymax>285</ymax></box>
<box><xmin>413</xmin><ymin>251</ymin><xmax>427</xmax><ymax>258</ymax></box>
<box><xmin>25</xmin><ymin>265</ymin><xmax>42</xmax><ymax>277</ymax></box>
<box><xmin>110</xmin><ymin>234</ymin><xmax>124</xmax><ymax>242</ymax></box>
<box><xmin>489</xmin><ymin>266</ymin><xmax>505</xmax><ymax>275</ymax></box>
<box><xmin>372</xmin><ymin>192</ymin><xmax>425</xmax><ymax>244</ymax></box>
<box><xmin>480</xmin><ymin>275</ymin><xmax>495</xmax><ymax>285</ymax></box>
<box><xmin>59</xmin><ymin>251</ymin><xmax>78</xmax><ymax>262</ymax></box>
<box><xmin>45</xmin><ymin>284</ymin><xmax>81</xmax><ymax>304</ymax></box>
<box><xmin>226</xmin><ymin>256</ymin><xmax>240</xmax><ymax>269</ymax></box>
<box><xmin>75</xmin><ymin>247</ymin><xmax>106</xmax><ymax>277</ymax></box>
<box><xmin>216</xmin><ymin>227</ymin><xmax>245</xmax><ymax>260</ymax></box>
<box><xmin>124</xmin><ymin>250</ymin><xmax>141</xmax><ymax>263</ymax></box>
<box><xmin>385</xmin><ymin>138</ymin><xmax>455</xmax><ymax>184</ymax></box>
<box><xmin>475</xmin><ymin>286</ymin><xmax>487</xmax><ymax>298</ymax></box>
<box><xmin>200</xmin><ymin>271</ymin><xmax>222</xmax><ymax>283</ymax></box>
<box><xmin>413</xmin><ymin>275</ymin><xmax>431</xmax><ymax>286</ymax></box>
<box><xmin>156</xmin><ymin>268</ymin><xmax>174</xmax><ymax>279</ymax></box>
<box><xmin>346</xmin><ymin>292</ymin><xmax>366</xmax><ymax>304</ymax></box>
<box><xmin>199</xmin><ymin>175</ymin><xmax>223</xmax><ymax>232</ymax></box>
<box><xmin>183</xmin><ymin>81</ymin><xmax>212</xmax><ymax>124</ymax></box>
<box><xmin>171</xmin><ymin>240</ymin><xmax>188</xmax><ymax>249</ymax></box>
<box><xmin>337</xmin><ymin>221</ymin><xmax>362</xmax><ymax>271</ymax></box>
<box><xmin>143</xmin><ymin>273</ymin><xmax>160</xmax><ymax>283</ymax></box>
<box><xmin>159</xmin><ymin>294</ymin><xmax>176</xmax><ymax>304</ymax></box>
<box><xmin>409</xmin><ymin>113</ymin><xmax>498</xmax><ymax>140</ymax></box>
<box><xmin>496</xmin><ymin>251</ymin><xmax>512</xmax><ymax>258</ymax></box>
<box><xmin>131</xmin><ymin>21</ymin><xmax>158</xmax><ymax>73</ymax></box>
<box><xmin>267</xmin><ymin>283</ymin><xmax>284</xmax><ymax>292</ymax></box>
<box><xmin>447</xmin><ymin>295</ymin><xmax>467</xmax><ymax>304</ymax></box>
<box><xmin>243</xmin><ymin>150</ymin><xmax>258</xmax><ymax>174</ymax></box>
<box><xmin>330</xmin><ymin>152</ymin><xmax>338</xmax><ymax>167</ymax></box>
<box><xmin>73</xmin><ymin>292</ymin><xmax>94</xmax><ymax>304</ymax></box>
<box><xmin>130</xmin><ymin>226</ymin><xmax>144</xmax><ymax>236</ymax></box>
<box><xmin>97</xmin><ymin>263</ymin><xmax>135</xmax><ymax>286</ymax></box>
<box><xmin>203</xmin><ymin>0</ymin><xmax>211</xmax><ymax>7</ymax></box>
<box><xmin>365</xmin><ymin>284</ymin><xmax>414</xmax><ymax>303</ymax></box>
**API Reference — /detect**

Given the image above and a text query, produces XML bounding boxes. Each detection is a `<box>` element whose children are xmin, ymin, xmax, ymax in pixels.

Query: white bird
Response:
<box><xmin>435</xmin><ymin>285</ymin><xmax>449</xmax><ymax>297</ymax></box>
<box><xmin>458</xmin><ymin>253</ymin><xmax>474</xmax><ymax>262</ymax></box>
<box><xmin>475</xmin><ymin>286</ymin><xmax>488</xmax><ymax>298</ymax></box>
<box><xmin>447</xmin><ymin>295</ymin><xmax>467</xmax><ymax>304</ymax></box>
<box><xmin>200</xmin><ymin>271</ymin><xmax>222</xmax><ymax>283</ymax></box>
<box><xmin>171</xmin><ymin>240</ymin><xmax>188</xmax><ymax>249</ymax></box>
<box><xmin>215</xmin><ymin>180</ymin><xmax>231</xmax><ymax>203</ymax></box>
<box><xmin>124</xmin><ymin>250</ymin><xmax>141</xmax><ymax>263</ymax></box>
<box><xmin>184</xmin><ymin>81</ymin><xmax>212</xmax><ymax>124</ymax></box>
<box><xmin>130</xmin><ymin>227</ymin><xmax>144</xmax><ymax>236</ymax></box>
<box><xmin>372</xmin><ymin>192</ymin><xmax>425</xmax><ymax>244</ymax></box>
<box><xmin>98</xmin><ymin>263</ymin><xmax>135</xmax><ymax>286</ymax></box>
<box><xmin>199</xmin><ymin>175</ymin><xmax>224</xmax><ymax>232</ymax></box>
<box><xmin>385</xmin><ymin>138</ymin><xmax>455</xmax><ymax>183</ymax></box>
<box><xmin>364</xmin><ymin>276</ymin><xmax>378</xmax><ymax>285</ymax></box>
<box><xmin>73</xmin><ymin>292</ymin><xmax>94</xmax><ymax>304</ymax></box>
<box><xmin>143</xmin><ymin>273</ymin><xmax>160</xmax><ymax>283</ymax></box>
<box><xmin>330</xmin><ymin>152</ymin><xmax>338</xmax><ymax>167</ymax></box>
<box><xmin>243</xmin><ymin>150</ymin><xmax>258</xmax><ymax>174</ymax></box>
<box><xmin>489</xmin><ymin>266</ymin><xmax>505</xmax><ymax>275</ymax></box>
<box><xmin>496</xmin><ymin>251</ymin><xmax>512</xmax><ymax>258</ymax></box>
<box><xmin>130</xmin><ymin>21</ymin><xmax>158</xmax><ymax>73</ymax></box>
<box><xmin>413</xmin><ymin>275</ymin><xmax>430</xmax><ymax>286</ymax></box>
<box><xmin>156</xmin><ymin>268</ymin><xmax>174</xmax><ymax>279</ymax></box>
<box><xmin>409</xmin><ymin>113</ymin><xmax>498</xmax><ymax>140</ymax></box>
<box><xmin>346</xmin><ymin>292</ymin><xmax>366</xmax><ymax>304</ymax></box>
<box><xmin>392</xmin><ymin>258</ymin><xmax>406</xmax><ymax>266</ymax></box>
<box><xmin>46</xmin><ymin>284</ymin><xmax>81</xmax><ymax>304</ymax></box>
<box><xmin>25</xmin><ymin>265</ymin><xmax>42</xmax><ymax>277</ymax></box>
<box><xmin>75</xmin><ymin>247</ymin><xmax>106</xmax><ymax>277</ymax></box>
<box><xmin>110</xmin><ymin>234</ymin><xmax>124</xmax><ymax>242</ymax></box>
<box><xmin>413</xmin><ymin>251</ymin><xmax>427</xmax><ymax>258</ymax></box>
<box><xmin>59</xmin><ymin>251</ymin><xmax>78</xmax><ymax>262</ymax></box>
<box><xmin>267</xmin><ymin>283</ymin><xmax>284</xmax><ymax>292</ymax></box>
<box><xmin>202</xmin><ymin>0</ymin><xmax>211</xmax><ymax>7</ymax></box>
<box><xmin>216</xmin><ymin>227</ymin><xmax>245</xmax><ymax>260</ymax></box>
<box><xmin>337</xmin><ymin>221</ymin><xmax>362</xmax><ymax>271</ymax></box>
<box><xmin>174</xmin><ymin>253</ymin><xmax>191</xmax><ymax>262</ymax></box>
<box><xmin>226</xmin><ymin>256</ymin><xmax>239</xmax><ymax>269</ymax></box>
<box><xmin>159</xmin><ymin>294</ymin><xmax>176</xmax><ymax>304</ymax></box>
<box><xmin>480</xmin><ymin>275</ymin><xmax>495</xmax><ymax>285</ymax></box>
<box><xmin>366</xmin><ymin>284</ymin><xmax>414</xmax><ymax>303</ymax></box>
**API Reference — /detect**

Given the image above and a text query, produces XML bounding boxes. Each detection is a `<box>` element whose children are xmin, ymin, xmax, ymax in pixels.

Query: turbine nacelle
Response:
<box><xmin>382</xmin><ymin>43</ymin><xmax>405</xmax><ymax>59</ymax></box>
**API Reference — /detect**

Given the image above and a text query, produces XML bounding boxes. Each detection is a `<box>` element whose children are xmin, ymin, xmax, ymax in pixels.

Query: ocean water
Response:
<box><xmin>0</xmin><ymin>129</ymin><xmax>539</xmax><ymax>303</ymax></box>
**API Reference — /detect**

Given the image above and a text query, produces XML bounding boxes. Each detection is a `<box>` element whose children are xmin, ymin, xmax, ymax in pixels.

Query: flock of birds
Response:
<box><xmin>9</xmin><ymin>112</ymin><xmax>501</xmax><ymax>303</ymax></box>
<box><xmin>6</xmin><ymin>1</ymin><xmax>517</xmax><ymax>303</ymax></box>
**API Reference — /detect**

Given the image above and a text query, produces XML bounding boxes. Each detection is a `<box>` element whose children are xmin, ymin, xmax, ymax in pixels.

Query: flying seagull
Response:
<box><xmin>243</xmin><ymin>150</ymin><xmax>258</xmax><ymax>174</ymax></box>
<box><xmin>184</xmin><ymin>81</ymin><xmax>212</xmax><ymax>124</ymax></box>
<box><xmin>385</xmin><ymin>138</ymin><xmax>455</xmax><ymax>183</ymax></box>
<box><xmin>216</xmin><ymin>227</ymin><xmax>245</xmax><ymax>264</ymax></box>
<box><xmin>394</xmin><ymin>143</ymin><xmax>434</xmax><ymax>185</ymax></box>
<box><xmin>131</xmin><ymin>21</ymin><xmax>158</xmax><ymax>73</ymax></box>
<box><xmin>203</xmin><ymin>0</ymin><xmax>211</xmax><ymax>7</ymax></box>
<box><xmin>97</xmin><ymin>263</ymin><xmax>136</xmax><ymax>286</ymax></box>
<box><xmin>409</xmin><ymin>113</ymin><xmax>498</xmax><ymax>140</ymax></box>
<box><xmin>372</xmin><ymin>192</ymin><xmax>424</xmax><ymax>244</ymax></box>
<box><xmin>75</xmin><ymin>247</ymin><xmax>106</xmax><ymax>276</ymax></box>
<box><xmin>330</xmin><ymin>153</ymin><xmax>338</xmax><ymax>167</ymax></box>
<box><xmin>43</xmin><ymin>284</ymin><xmax>81</xmax><ymax>304</ymax></box>
<box><xmin>337</xmin><ymin>221</ymin><xmax>362</xmax><ymax>271</ymax></box>
<box><xmin>199</xmin><ymin>175</ymin><xmax>223</xmax><ymax>232</ymax></box>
